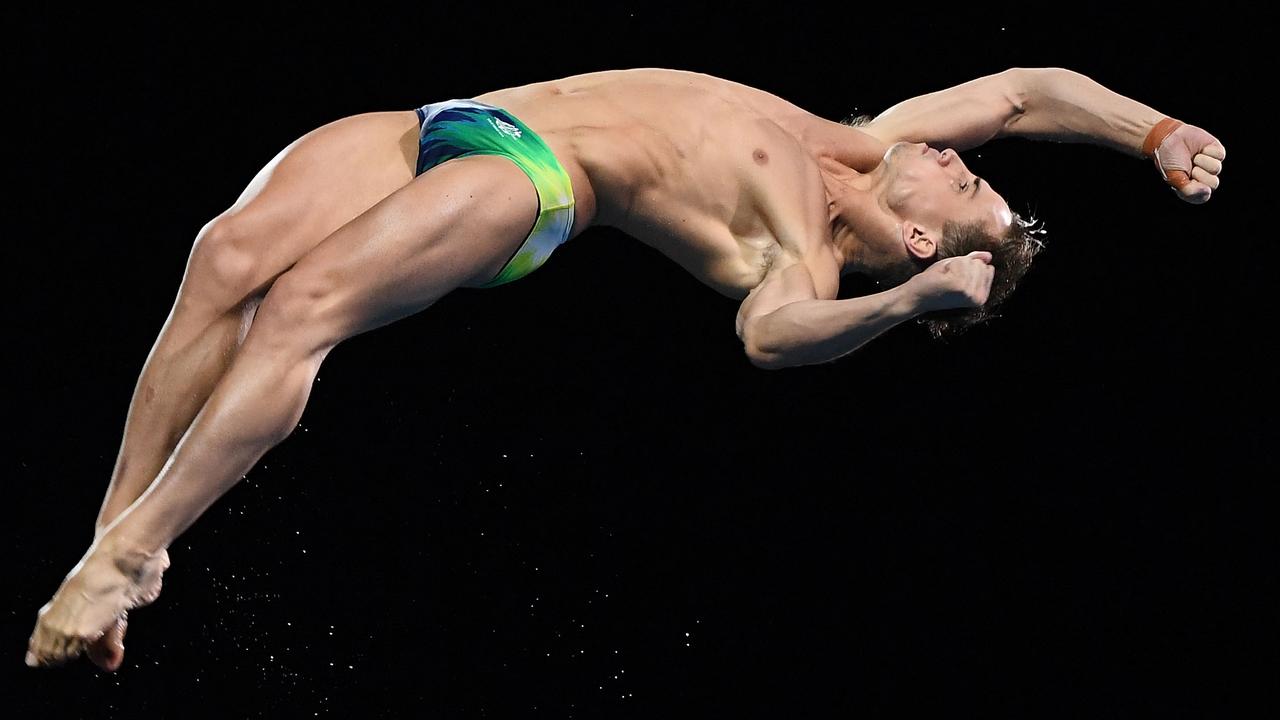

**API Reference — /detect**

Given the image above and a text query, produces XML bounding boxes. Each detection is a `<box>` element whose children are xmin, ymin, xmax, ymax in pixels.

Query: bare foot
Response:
<box><xmin>85</xmin><ymin>530</ymin><xmax>131</xmax><ymax>671</ymax></box>
<box><xmin>26</xmin><ymin>543</ymin><xmax>169</xmax><ymax>669</ymax></box>
<box><xmin>85</xmin><ymin>615</ymin><xmax>129</xmax><ymax>672</ymax></box>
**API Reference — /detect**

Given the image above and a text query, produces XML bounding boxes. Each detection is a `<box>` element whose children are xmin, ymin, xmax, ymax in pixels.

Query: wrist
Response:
<box><xmin>897</xmin><ymin>277</ymin><xmax>936</xmax><ymax>315</ymax></box>
<box><xmin>1141</xmin><ymin>117</ymin><xmax>1183</xmax><ymax>159</ymax></box>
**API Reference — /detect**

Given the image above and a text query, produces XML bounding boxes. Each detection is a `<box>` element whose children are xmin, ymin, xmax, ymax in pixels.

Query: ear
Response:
<box><xmin>900</xmin><ymin>220</ymin><xmax>939</xmax><ymax>260</ymax></box>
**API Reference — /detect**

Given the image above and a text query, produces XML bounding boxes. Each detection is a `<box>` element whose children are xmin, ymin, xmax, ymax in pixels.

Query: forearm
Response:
<box><xmin>1006</xmin><ymin>67</ymin><xmax>1167</xmax><ymax>157</ymax></box>
<box><xmin>745</xmin><ymin>284</ymin><xmax>922</xmax><ymax>369</ymax></box>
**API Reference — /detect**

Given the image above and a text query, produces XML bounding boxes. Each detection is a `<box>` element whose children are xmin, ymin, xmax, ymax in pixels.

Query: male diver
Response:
<box><xmin>26</xmin><ymin>67</ymin><xmax>1224</xmax><ymax>668</ymax></box>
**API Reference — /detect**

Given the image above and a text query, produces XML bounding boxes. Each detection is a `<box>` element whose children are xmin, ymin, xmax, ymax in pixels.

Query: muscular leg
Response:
<box><xmin>93</xmin><ymin>222</ymin><xmax>265</xmax><ymax>538</ymax></box>
<box><xmin>82</xmin><ymin>109</ymin><xmax>419</xmax><ymax>669</ymax></box>
<box><xmin>94</xmin><ymin>110</ymin><xmax>419</xmax><ymax>535</ymax></box>
<box><xmin>28</xmin><ymin>153</ymin><xmax>541</xmax><ymax>667</ymax></box>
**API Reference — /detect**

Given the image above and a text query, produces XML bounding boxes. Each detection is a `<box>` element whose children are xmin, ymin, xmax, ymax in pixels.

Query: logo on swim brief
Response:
<box><xmin>488</xmin><ymin>117</ymin><xmax>523</xmax><ymax>139</ymax></box>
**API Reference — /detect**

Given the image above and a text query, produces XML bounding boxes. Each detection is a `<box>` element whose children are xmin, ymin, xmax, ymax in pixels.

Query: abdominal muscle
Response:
<box><xmin>471</xmin><ymin>68</ymin><xmax>837</xmax><ymax>298</ymax></box>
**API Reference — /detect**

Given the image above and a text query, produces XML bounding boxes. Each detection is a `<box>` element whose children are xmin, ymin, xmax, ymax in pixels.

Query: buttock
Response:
<box><xmin>413</xmin><ymin>99</ymin><xmax>577</xmax><ymax>288</ymax></box>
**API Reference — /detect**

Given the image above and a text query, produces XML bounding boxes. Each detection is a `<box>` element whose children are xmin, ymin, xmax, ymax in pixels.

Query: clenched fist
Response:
<box><xmin>907</xmin><ymin>251</ymin><xmax>996</xmax><ymax>313</ymax></box>
<box><xmin>1148</xmin><ymin>120</ymin><xmax>1226</xmax><ymax>205</ymax></box>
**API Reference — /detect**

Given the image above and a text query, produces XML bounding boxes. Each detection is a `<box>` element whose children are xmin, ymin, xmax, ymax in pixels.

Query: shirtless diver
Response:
<box><xmin>25</xmin><ymin>67</ymin><xmax>1225</xmax><ymax>669</ymax></box>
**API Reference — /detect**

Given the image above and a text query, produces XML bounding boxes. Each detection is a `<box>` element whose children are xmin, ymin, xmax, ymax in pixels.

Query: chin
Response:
<box><xmin>883</xmin><ymin>141</ymin><xmax>911</xmax><ymax>164</ymax></box>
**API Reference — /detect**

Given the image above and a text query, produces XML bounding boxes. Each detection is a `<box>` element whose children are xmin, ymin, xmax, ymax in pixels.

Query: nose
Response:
<box><xmin>938</xmin><ymin>148</ymin><xmax>954</xmax><ymax>166</ymax></box>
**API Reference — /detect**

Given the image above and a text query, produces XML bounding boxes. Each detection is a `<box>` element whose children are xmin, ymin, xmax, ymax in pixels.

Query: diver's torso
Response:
<box><xmin>472</xmin><ymin>68</ymin><xmax>886</xmax><ymax>298</ymax></box>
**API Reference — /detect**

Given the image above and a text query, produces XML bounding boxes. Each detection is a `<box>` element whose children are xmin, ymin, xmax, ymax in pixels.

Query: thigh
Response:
<box><xmin>264</xmin><ymin>153</ymin><xmax>540</xmax><ymax>344</ymax></box>
<box><xmin>211</xmin><ymin>109</ymin><xmax>422</xmax><ymax>296</ymax></box>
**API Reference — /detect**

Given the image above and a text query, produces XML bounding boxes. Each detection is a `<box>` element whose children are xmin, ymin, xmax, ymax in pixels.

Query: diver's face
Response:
<box><xmin>881</xmin><ymin>141</ymin><xmax>1013</xmax><ymax>236</ymax></box>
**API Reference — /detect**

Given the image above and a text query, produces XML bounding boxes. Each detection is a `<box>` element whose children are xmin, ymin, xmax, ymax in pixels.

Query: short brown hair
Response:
<box><xmin>915</xmin><ymin>213</ymin><xmax>1047</xmax><ymax>340</ymax></box>
<box><xmin>840</xmin><ymin>113</ymin><xmax>875</xmax><ymax>128</ymax></box>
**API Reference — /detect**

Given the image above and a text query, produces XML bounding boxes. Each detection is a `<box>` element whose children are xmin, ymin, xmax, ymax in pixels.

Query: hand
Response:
<box><xmin>1153</xmin><ymin>123</ymin><xmax>1226</xmax><ymax>204</ymax></box>
<box><xmin>908</xmin><ymin>251</ymin><xmax>995</xmax><ymax>313</ymax></box>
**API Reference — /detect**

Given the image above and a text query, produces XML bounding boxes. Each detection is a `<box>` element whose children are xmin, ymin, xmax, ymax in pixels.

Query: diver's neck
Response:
<box><xmin>817</xmin><ymin>156</ymin><xmax>882</xmax><ymax>276</ymax></box>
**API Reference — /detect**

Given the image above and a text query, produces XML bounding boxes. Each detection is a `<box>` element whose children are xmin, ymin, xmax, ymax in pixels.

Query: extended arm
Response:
<box><xmin>860</xmin><ymin>66</ymin><xmax>1225</xmax><ymax>201</ymax></box>
<box><xmin>862</xmin><ymin>66</ymin><xmax>1170</xmax><ymax>153</ymax></box>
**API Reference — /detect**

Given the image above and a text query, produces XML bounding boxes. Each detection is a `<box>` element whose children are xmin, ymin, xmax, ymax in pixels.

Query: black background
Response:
<box><xmin>8</xmin><ymin>4</ymin><xmax>1273</xmax><ymax>718</ymax></box>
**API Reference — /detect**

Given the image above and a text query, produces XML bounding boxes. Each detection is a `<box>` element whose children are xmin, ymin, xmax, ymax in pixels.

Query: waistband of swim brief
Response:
<box><xmin>417</xmin><ymin>98</ymin><xmax>503</xmax><ymax>126</ymax></box>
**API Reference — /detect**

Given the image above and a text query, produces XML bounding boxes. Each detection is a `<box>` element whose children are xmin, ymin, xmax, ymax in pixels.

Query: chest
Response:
<box><xmin>585</xmin><ymin>125</ymin><xmax>834</xmax><ymax>279</ymax></box>
<box><xmin>611</xmin><ymin>128</ymin><xmax>823</xmax><ymax>298</ymax></box>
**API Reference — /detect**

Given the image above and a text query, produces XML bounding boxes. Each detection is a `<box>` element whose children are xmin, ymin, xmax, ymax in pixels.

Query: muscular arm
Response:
<box><xmin>737</xmin><ymin>259</ymin><xmax>925</xmax><ymax>369</ymax></box>
<box><xmin>862</xmin><ymin>66</ymin><xmax>1171</xmax><ymax>156</ymax></box>
<box><xmin>858</xmin><ymin>68</ymin><xmax>1028</xmax><ymax>151</ymax></box>
<box><xmin>999</xmin><ymin>67</ymin><xmax>1170</xmax><ymax>156</ymax></box>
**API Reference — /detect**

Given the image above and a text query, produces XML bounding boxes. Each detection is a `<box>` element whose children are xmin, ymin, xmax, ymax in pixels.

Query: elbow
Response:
<box><xmin>1007</xmin><ymin>66</ymin><xmax>1070</xmax><ymax>76</ymax></box>
<box><xmin>741</xmin><ymin>325</ymin><xmax>791</xmax><ymax>370</ymax></box>
<box><xmin>746</xmin><ymin>347</ymin><xmax>789</xmax><ymax>370</ymax></box>
<box><xmin>1000</xmin><ymin>68</ymin><xmax>1034</xmax><ymax>115</ymax></box>
<box><xmin>1013</xmin><ymin>66</ymin><xmax>1082</xmax><ymax>100</ymax></box>
<box><xmin>993</xmin><ymin>69</ymin><xmax>1038</xmax><ymax>137</ymax></box>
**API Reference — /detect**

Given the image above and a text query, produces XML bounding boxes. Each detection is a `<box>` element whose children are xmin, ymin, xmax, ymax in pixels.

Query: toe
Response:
<box><xmin>49</xmin><ymin>632</ymin><xmax>72</xmax><ymax>664</ymax></box>
<box><xmin>28</xmin><ymin>626</ymin><xmax>52</xmax><ymax>667</ymax></box>
<box><xmin>63</xmin><ymin>637</ymin><xmax>86</xmax><ymax>663</ymax></box>
<box><xmin>87</xmin><ymin>618</ymin><xmax>127</xmax><ymax>671</ymax></box>
<box><xmin>25</xmin><ymin>636</ymin><xmax>42</xmax><ymax>667</ymax></box>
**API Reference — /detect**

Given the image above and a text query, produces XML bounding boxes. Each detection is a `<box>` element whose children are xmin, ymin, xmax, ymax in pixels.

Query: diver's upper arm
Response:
<box><xmin>859</xmin><ymin>68</ymin><xmax>1029</xmax><ymax>151</ymax></box>
<box><xmin>736</xmin><ymin>257</ymin><xmax>820</xmax><ymax>365</ymax></box>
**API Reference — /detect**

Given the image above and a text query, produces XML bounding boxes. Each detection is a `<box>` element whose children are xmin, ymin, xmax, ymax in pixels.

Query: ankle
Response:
<box><xmin>92</xmin><ymin>547</ymin><xmax>170</xmax><ymax>591</ymax></box>
<box><xmin>93</xmin><ymin>534</ymin><xmax>168</xmax><ymax>568</ymax></box>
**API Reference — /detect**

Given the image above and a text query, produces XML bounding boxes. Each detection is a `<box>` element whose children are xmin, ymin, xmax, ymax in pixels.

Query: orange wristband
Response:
<box><xmin>1142</xmin><ymin>117</ymin><xmax>1191</xmax><ymax>189</ymax></box>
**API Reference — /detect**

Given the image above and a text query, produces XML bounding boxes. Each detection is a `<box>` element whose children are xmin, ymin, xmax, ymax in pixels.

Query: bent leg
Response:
<box><xmin>109</xmin><ymin>152</ymin><xmax>539</xmax><ymax>547</ymax></box>
<box><xmin>28</xmin><ymin>153</ymin><xmax>539</xmax><ymax>666</ymax></box>
<box><xmin>93</xmin><ymin>109</ymin><xmax>420</xmax><ymax>537</ymax></box>
<box><xmin>75</xmin><ymin>110</ymin><xmax>421</xmax><ymax>672</ymax></box>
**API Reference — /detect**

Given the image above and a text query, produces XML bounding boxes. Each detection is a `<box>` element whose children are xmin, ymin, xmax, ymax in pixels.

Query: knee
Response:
<box><xmin>249</xmin><ymin>268</ymin><xmax>345</xmax><ymax>352</ymax></box>
<box><xmin>179</xmin><ymin>215</ymin><xmax>266</xmax><ymax>311</ymax></box>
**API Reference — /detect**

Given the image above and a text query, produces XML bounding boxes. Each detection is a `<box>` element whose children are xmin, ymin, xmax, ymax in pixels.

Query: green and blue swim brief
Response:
<box><xmin>413</xmin><ymin>99</ymin><xmax>577</xmax><ymax>288</ymax></box>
